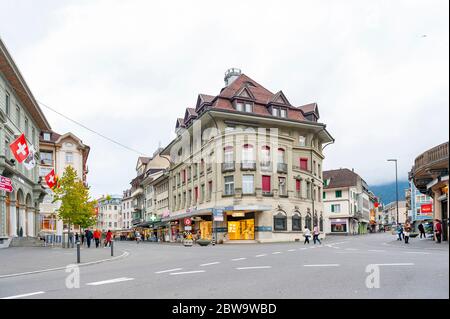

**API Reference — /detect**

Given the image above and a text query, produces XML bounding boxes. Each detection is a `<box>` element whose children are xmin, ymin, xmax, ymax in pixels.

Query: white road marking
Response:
<box><xmin>255</xmin><ymin>254</ymin><xmax>267</xmax><ymax>257</ymax></box>
<box><xmin>231</xmin><ymin>258</ymin><xmax>247</xmax><ymax>261</ymax></box>
<box><xmin>86</xmin><ymin>277</ymin><xmax>134</xmax><ymax>286</ymax></box>
<box><xmin>304</xmin><ymin>264</ymin><xmax>340</xmax><ymax>267</ymax></box>
<box><xmin>287</xmin><ymin>249</ymin><xmax>296</xmax><ymax>252</ymax></box>
<box><xmin>345</xmin><ymin>248</ymin><xmax>358</xmax><ymax>251</ymax></box>
<box><xmin>169</xmin><ymin>270</ymin><xmax>206</xmax><ymax>275</ymax></box>
<box><xmin>368</xmin><ymin>250</ymin><xmax>386</xmax><ymax>252</ymax></box>
<box><xmin>155</xmin><ymin>268</ymin><xmax>183</xmax><ymax>274</ymax></box>
<box><xmin>375</xmin><ymin>263</ymin><xmax>415</xmax><ymax>266</ymax></box>
<box><xmin>300</xmin><ymin>248</ymin><xmax>308</xmax><ymax>250</ymax></box>
<box><xmin>1</xmin><ymin>291</ymin><xmax>45</xmax><ymax>299</ymax></box>
<box><xmin>404</xmin><ymin>252</ymin><xmax>431</xmax><ymax>255</ymax></box>
<box><xmin>272</xmin><ymin>252</ymin><xmax>282</xmax><ymax>254</ymax></box>
<box><xmin>200</xmin><ymin>262</ymin><xmax>220</xmax><ymax>266</ymax></box>
<box><xmin>236</xmin><ymin>266</ymin><xmax>272</xmax><ymax>270</ymax></box>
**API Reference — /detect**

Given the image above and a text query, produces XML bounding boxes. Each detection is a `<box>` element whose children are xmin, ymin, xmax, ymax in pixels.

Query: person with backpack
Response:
<box><xmin>304</xmin><ymin>226</ymin><xmax>311</xmax><ymax>244</ymax></box>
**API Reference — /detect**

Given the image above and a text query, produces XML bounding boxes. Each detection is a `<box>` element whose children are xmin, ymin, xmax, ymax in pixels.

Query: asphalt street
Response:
<box><xmin>0</xmin><ymin>233</ymin><xmax>448</xmax><ymax>299</ymax></box>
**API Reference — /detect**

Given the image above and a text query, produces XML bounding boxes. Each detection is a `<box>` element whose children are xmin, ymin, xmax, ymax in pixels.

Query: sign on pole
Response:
<box><xmin>213</xmin><ymin>209</ymin><xmax>224</xmax><ymax>222</ymax></box>
<box><xmin>0</xmin><ymin>175</ymin><xmax>13</xmax><ymax>193</ymax></box>
<box><xmin>184</xmin><ymin>218</ymin><xmax>192</xmax><ymax>226</ymax></box>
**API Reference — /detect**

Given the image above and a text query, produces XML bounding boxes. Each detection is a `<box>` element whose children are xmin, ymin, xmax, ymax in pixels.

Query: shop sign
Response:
<box><xmin>184</xmin><ymin>218</ymin><xmax>192</xmax><ymax>226</ymax></box>
<box><xmin>184</xmin><ymin>226</ymin><xmax>192</xmax><ymax>231</ymax></box>
<box><xmin>421</xmin><ymin>204</ymin><xmax>432</xmax><ymax>213</ymax></box>
<box><xmin>231</xmin><ymin>212</ymin><xmax>245</xmax><ymax>218</ymax></box>
<box><xmin>213</xmin><ymin>209</ymin><xmax>224</xmax><ymax>221</ymax></box>
<box><xmin>0</xmin><ymin>176</ymin><xmax>13</xmax><ymax>193</ymax></box>
<box><xmin>255</xmin><ymin>226</ymin><xmax>272</xmax><ymax>232</ymax></box>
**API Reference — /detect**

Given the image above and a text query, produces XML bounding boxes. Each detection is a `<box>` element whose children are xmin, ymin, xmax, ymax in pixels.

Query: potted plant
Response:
<box><xmin>196</xmin><ymin>238</ymin><xmax>211</xmax><ymax>246</ymax></box>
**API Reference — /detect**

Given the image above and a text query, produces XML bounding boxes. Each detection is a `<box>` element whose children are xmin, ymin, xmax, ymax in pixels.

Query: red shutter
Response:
<box><xmin>262</xmin><ymin>175</ymin><xmax>271</xmax><ymax>192</ymax></box>
<box><xmin>296</xmin><ymin>179</ymin><xmax>301</xmax><ymax>191</ymax></box>
<box><xmin>300</xmin><ymin>158</ymin><xmax>308</xmax><ymax>171</ymax></box>
<box><xmin>182</xmin><ymin>170</ymin><xmax>186</xmax><ymax>182</ymax></box>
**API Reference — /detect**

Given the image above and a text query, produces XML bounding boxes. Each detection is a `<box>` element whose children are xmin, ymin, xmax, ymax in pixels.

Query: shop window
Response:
<box><xmin>274</xmin><ymin>212</ymin><xmax>287</xmax><ymax>231</ymax></box>
<box><xmin>305</xmin><ymin>213</ymin><xmax>312</xmax><ymax>229</ymax></box>
<box><xmin>292</xmin><ymin>213</ymin><xmax>302</xmax><ymax>231</ymax></box>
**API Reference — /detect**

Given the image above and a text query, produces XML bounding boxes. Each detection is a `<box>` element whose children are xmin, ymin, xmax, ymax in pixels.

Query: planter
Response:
<box><xmin>196</xmin><ymin>239</ymin><xmax>211</xmax><ymax>246</ymax></box>
<box><xmin>183</xmin><ymin>239</ymin><xmax>193</xmax><ymax>247</ymax></box>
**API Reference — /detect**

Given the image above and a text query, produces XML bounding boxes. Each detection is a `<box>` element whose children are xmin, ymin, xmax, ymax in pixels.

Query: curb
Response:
<box><xmin>0</xmin><ymin>250</ymin><xmax>130</xmax><ymax>279</ymax></box>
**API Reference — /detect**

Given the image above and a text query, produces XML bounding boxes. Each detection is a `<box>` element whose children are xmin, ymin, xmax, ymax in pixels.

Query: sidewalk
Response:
<box><xmin>0</xmin><ymin>245</ymin><xmax>125</xmax><ymax>276</ymax></box>
<box><xmin>384</xmin><ymin>235</ymin><xmax>449</xmax><ymax>251</ymax></box>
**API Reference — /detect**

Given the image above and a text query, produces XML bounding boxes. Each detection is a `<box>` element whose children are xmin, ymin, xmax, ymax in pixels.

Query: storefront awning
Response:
<box><xmin>162</xmin><ymin>208</ymin><xmax>213</xmax><ymax>222</ymax></box>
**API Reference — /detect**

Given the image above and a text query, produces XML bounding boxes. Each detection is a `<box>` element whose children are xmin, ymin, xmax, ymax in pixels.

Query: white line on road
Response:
<box><xmin>231</xmin><ymin>258</ymin><xmax>247</xmax><ymax>261</ymax></box>
<box><xmin>86</xmin><ymin>277</ymin><xmax>134</xmax><ymax>286</ymax></box>
<box><xmin>200</xmin><ymin>262</ymin><xmax>220</xmax><ymax>266</ymax></box>
<box><xmin>255</xmin><ymin>254</ymin><xmax>267</xmax><ymax>257</ymax></box>
<box><xmin>375</xmin><ymin>263</ymin><xmax>415</xmax><ymax>266</ymax></box>
<box><xmin>169</xmin><ymin>270</ymin><xmax>206</xmax><ymax>275</ymax></box>
<box><xmin>236</xmin><ymin>266</ymin><xmax>272</xmax><ymax>270</ymax></box>
<box><xmin>303</xmin><ymin>264</ymin><xmax>340</xmax><ymax>267</ymax></box>
<box><xmin>345</xmin><ymin>248</ymin><xmax>358</xmax><ymax>251</ymax></box>
<box><xmin>300</xmin><ymin>248</ymin><xmax>308</xmax><ymax>250</ymax></box>
<box><xmin>155</xmin><ymin>268</ymin><xmax>183</xmax><ymax>274</ymax></box>
<box><xmin>404</xmin><ymin>252</ymin><xmax>431</xmax><ymax>255</ymax></box>
<box><xmin>272</xmin><ymin>252</ymin><xmax>282</xmax><ymax>254</ymax></box>
<box><xmin>368</xmin><ymin>250</ymin><xmax>386</xmax><ymax>252</ymax></box>
<box><xmin>287</xmin><ymin>249</ymin><xmax>296</xmax><ymax>252</ymax></box>
<box><xmin>1</xmin><ymin>291</ymin><xmax>45</xmax><ymax>299</ymax></box>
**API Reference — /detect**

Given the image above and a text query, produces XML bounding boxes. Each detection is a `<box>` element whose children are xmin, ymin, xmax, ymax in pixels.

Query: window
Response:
<box><xmin>278</xmin><ymin>177</ymin><xmax>286</xmax><ymax>196</ymax></box>
<box><xmin>182</xmin><ymin>169</ymin><xmax>186</xmax><ymax>183</ymax></box>
<box><xmin>224</xmin><ymin>146</ymin><xmax>234</xmax><ymax>163</ymax></box>
<box><xmin>208</xmin><ymin>181</ymin><xmax>213</xmax><ymax>200</ymax></box>
<box><xmin>5</xmin><ymin>92</ymin><xmax>10</xmax><ymax>115</ymax></box>
<box><xmin>114</xmin><ymin>206</ymin><xmax>117</xmax><ymax>210</ymax></box>
<box><xmin>331</xmin><ymin>204</ymin><xmax>341</xmax><ymax>213</ymax></box>
<box><xmin>292</xmin><ymin>214</ymin><xmax>302</xmax><ymax>231</ymax></box>
<box><xmin>260</xmin><ymin>146</ymin><xmax>271</xmax><ymax>169</ymax></box>
<box><xmin>40</xmin><ymin>151</ymin><xmax>53</xmax><ymax>165</ymax></box>
<box><xmin>335</xmin><ymin>190</ymin><xmax>342</xmax><ymax>198</ymax></box>
<box><xmin>245</xmin><ymin>103</ymin><xmax>252</xmax><ymax>112</ymax></box>
<box><xmin>236</xmin><ymin>102</ymin><xmax>244</xmax><ymax>112</ymax></box>
<box><xmin>272</xmin><ymin>108</ymin><xmax>279</xmax><ymax>117</ymax></box>
<box><xmin>224</xmin><ymin>176</ymin><xmax>234</xmax><ymax>195</ymax></box>
<box><xmin>194</xmin><ymin>187</ymin><xmax>199</xmax><ymax>202</ymax></box>
<box><xmin>306</xmin><ymin>181</ymin><xmax>311</xmax><ymax>199</ymax></box>
<box><xmin>262</xmin><ymin>175</ymin><xmax>271</xmax><ymax>194</ymax></box>
<box><xmin>299</xmin><ymin>158</ymin><xmax>308</xmax><ymax>171</ymax></box>
<box><xmin>39</xmin><ymin>166</ymin><xmax>53</xmax><ymax>177</ymax></box>
<box><xmin>65</xmin><ymin>152</ymin><xmax>73</xmax><ymax>163</ymax></box>
<box><xmin>242</xmin><ymin>144</ymin><xmax>254</xmax><ymax>163</ymax></box>
<box><xmin>201</xmin><ymin>184</ymin><xmax>205</xmax><ymax>202</ymax></box>
<box><xmin>296</xmin><ymin>179</ymin><xmax>301</xmax><ymax>197</ymax></box>
<box><xmin>323</xmin><ymin>191</ymin><xmax>326</xmax><ymax>199</ymax></box>
<box><xmin>299</xmin><ymin>136</ymin><xmax>306</xmax><ymax>147</ymax></box>
<box><xmin>43</xmin><ymin>132</ymin><xmax>51</xmax><ymax>141</ymax></box>
<box><xmin>305</xmin><ymin>213</ymin><xmax>312</xmax><ymax>229</ymax></box>
<box><xmin>25</xmin><ymin>118</ymin><xmax>29</xmax><ymax>137</ymax></box>
<box><xmin>242</xmin><ymin>175</ymin><xmax>254</xmax><ymax>194</ymax></box>
<box><xmin>313</xmin><ymin>160</ymin><xmax>316</xmax><ymax>175</ymax></box>
<box><xmin>16</xmin><ymin>106</ymin><xmax>20</xmax><ymax>127</ymax></box>
<box><xmin>318</xmin><ymin>163</ymin><xmax>321</xmax><ymax>178</ymax></box>
<box><xmin>280</xmin><ymin>109</ymin><xmax>287</xmax><ymax>118</ymax></box>
<box><xmin>277</xmin><ymin>148</ymin><xmax>285</xmax><ymax>164</ymax></box>
<box><xmin>273</xmin><ymin>212</ymin><xmax>287</xmax><ymax>231</ymax></box>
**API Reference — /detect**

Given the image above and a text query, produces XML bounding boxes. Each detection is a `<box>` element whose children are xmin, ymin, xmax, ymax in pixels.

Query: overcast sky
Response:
<box><xmin>1</xmin><ymin>0</ymin><xmax>448</xmax><ymax>199</ymax></box>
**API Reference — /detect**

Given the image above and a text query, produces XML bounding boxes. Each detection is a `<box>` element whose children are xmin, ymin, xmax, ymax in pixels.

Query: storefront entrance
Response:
<box><xmin>227</xmin><ymin>212</ymin><xmax>255</xmax><ymax>240</ymax></box>
<box><xmin>199</xmin><ymin>221</ymin><xmax>213</xmax><ymax>240</ymax></box>
<box><xmin>442</xmin><ymin>199</ymin><xmax>448</xmax><ymax>241</ymax></box>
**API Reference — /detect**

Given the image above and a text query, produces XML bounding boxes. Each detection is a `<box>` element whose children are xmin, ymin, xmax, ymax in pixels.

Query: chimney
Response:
<box><xmin>224</xmin><ymin>68</ymin><xmax>241</xmax><ymax>86</ymax></box>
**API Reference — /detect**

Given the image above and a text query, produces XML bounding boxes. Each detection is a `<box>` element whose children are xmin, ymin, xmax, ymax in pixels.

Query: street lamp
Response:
<box><xmin>387</xmin><ymin>159</ymin><xmax>399</xmax><ymax>225</ymax></box>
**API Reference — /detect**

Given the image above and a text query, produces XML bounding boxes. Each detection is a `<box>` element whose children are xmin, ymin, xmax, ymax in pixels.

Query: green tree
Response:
<box><xmin>52</xmin><ymin>166</ymin><xmax>97</xmax><ymax>244</ymax></box>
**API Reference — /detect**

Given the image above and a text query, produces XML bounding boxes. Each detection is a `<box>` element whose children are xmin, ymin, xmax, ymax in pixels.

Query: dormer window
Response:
<box><xmin>235</xmin><ymin>101</ymin><xmax>253</xmax><ymax>113</ymax></box>
<box><xmin>43</xmin><ymin>132</ymin><xmax>51</xmax><ymax>141</ymax></box>
<box><xmin>272</xmin><ymin>107</ymin><xmax>287</xmax><ymax>118</ymax></box>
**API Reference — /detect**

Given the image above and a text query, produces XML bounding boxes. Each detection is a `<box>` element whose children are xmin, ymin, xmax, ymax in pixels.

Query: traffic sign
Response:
<box><xmin>0</xmin><ymin>175</ymin><xmax>13</xmax><ymax>193</ymax></box>
<box><xmin>184</xmin><ymin>218</ymin><xmax>192</xmax><ymax>226</ymax></box>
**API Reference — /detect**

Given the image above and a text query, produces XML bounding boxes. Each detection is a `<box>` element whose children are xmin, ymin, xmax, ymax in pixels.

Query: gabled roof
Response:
<box><xmin>195</xmin><ymin>94</ymin><xmax>215</xmax><ymax>111</ymax></box>
<box><xmin>219</xmin><ymin>74</ymin><xmax>274</xmax><ymax>104</ymax></box>
<box><xmin>323</xmin><ymin>168</ymin><xmax>359</xmax><ymax>189</ymax></box>
<box><xmin>233</xmin><ymin>84</ymin><xmax>256</xmax><ymax>100</ymax></box>
<box><xmin>175</xmin><ymin>118</ymin><xmax>185</xmax><ymax>129</ymax></box>
<box><xmin>183</xmin><ymin>107</ymin><xmax>198</xmax><ymax>125</ymax></box>
<box><xmin>299</xmin><ymin>103</ymin><xmax>320</xmax><ymax>118</ymax></box>
<box><xmin>269</xmin><ymin>90</ymin><xmax>291</xmax><ymax>106</ymax></box>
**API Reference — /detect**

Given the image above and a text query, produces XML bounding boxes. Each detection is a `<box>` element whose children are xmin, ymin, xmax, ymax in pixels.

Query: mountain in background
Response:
<box><xmin>369</xmin><ymin>180</ymin><xmax>409</xmax><ymax>205</ymax></box>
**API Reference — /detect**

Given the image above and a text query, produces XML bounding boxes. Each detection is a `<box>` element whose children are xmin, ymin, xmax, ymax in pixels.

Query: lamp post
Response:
<box><xmin>387</xmin><ymin>159</ymin><xmax>399</xmax><ymax>225</ymax></box>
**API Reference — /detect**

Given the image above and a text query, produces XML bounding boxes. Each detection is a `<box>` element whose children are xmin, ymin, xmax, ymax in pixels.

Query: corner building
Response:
<box><xmin>161</xmin><ymin>69</ymin><xmax>334</xmax><ymax>243</ymax></box>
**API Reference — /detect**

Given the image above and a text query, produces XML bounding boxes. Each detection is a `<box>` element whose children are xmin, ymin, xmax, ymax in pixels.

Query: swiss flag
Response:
<box><xmin>45</xmin><ymin>169</ymin><xmax>57</xmax><ymax>189</ymax></box>
<box><xmin>9</xmin><ymin>133</ymin><xmax>30</xmax><ymax>163</ymax></box>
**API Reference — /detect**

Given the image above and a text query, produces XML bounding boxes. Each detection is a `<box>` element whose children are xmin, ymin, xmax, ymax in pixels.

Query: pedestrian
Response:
<box><xmin>434</xmin><ymin>219</ymin><xmax>442</xmax><ymax>243</ymax></box>
<box><xmin>105</xmin><ymin>230</ymin><xmax>113</xmax><ymax>247</ymax></box>
<box><xmin>404</xmin><ymin>221</ymin><xmax>412</xmax><ymax>244</ymax></box>
<box><xmin>418</xmin><ymin>222</ymin><xmax>426</xmax><ymax>239</ymax></box>
<box><xmin>94</xmin><ymin>229</ymin><xmax>101</xmax><ymax>248</ymax></box>
<box><xmin>85</xmin><ymin>229</ymin><xmax>93</xmax><ymax>248</ymax></box>
<box><xmin>396</xmin><ymin>224</ymin><xmax>403</xmax><ymax>241</ymax></box>
<box><xmin>135</xmin><ymin>230</ymin><xmax>142</xmax><ymax>244</ymax></box>
<box><xmin>313</xmin><ymin>225</ymin><xmax>321</xmax><ymax>244</ymax></box>
<box><xmin>304</xmin><ymin>226</ymin><xmax>311</xmax><ymax>244</ymax></box>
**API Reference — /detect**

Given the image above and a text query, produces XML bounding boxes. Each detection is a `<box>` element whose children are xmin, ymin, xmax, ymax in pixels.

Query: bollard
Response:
<box><xmin>111</xmin><ymin>240</ymin><xmax>114</xmax><ymax>257</ymax></box>
<box><xmin>76</xmin><ymin>240</ymin><xmax>81</xmax><ymax>263</ymax></box>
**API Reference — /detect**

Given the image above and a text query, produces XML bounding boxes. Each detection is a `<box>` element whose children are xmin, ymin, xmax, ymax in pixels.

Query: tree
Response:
<box><xmin>52</xmin><ymin>166</ymin><xmax>97</xmax><ymax>245</ymax></box>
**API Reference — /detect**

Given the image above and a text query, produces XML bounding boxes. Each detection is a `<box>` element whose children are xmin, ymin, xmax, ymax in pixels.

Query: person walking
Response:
<box><xmin>135</xmin><ymin>230</ymin><xmax>142</xmax><ymax>244</ymax></box>
<box><xmin>396</xmin><ymin>224</ymin><xmax>403</xmax><ymax>241</ymax></box>
<box><xmin>313</xmin><ymin>225</ymin><xmax>321</xmax><ymax>245</ymax></box>
<box><xmin>94</xmin><ymin>229</ymin><xmax>101</xmax><ymax>248</ymax></box>
<box><xmin>434</xmin><ymin>219</ymin><xmax>442</xmax><ymax>243</ymax></box>
<box><xmin>304</xmin><ymin>226</ymin><xmax>311</xmax><ymax>244</ymax></box>
<box><xmin>85</xmin><ymin>229</ymin><xmax>93</xmax><ymax>248</ymax></box>
<box><xmin>404</xmin><ymin>221</ymin><xmax>412</xmax><ymax>244</ymax></box>
<box><xmin>418</xmin><ymin>222</ymin><xmax>426</xmax><ymax>239</ymax></box>
<box><xmin>105</xmin><ymin>230</ymin><xmax>113</xmax><ymax>247</ymax></box>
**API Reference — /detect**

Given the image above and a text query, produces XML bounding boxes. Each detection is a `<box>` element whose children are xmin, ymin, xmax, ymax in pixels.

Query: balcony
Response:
<box><xmin>277</xmin><ymin>163</ymin><xmax>288</xmax><ymax>173</ymax></box>
<box><xmin>222</xmin><ymin>162</ymin><xmax>235</xmax><ymax>173</ymax></box>
<box><xmin>411</xmin><ymin>141</ymin><xmax>449</xmax><ymax>194</ymax></box>
<box><xmin>240</xmin><ymin>161</ymin><xmax>256</xmax><ymax>171</ymax></box>
<box><xmin>260</xmin><ymin>162</ymin><xmax>272</xmax><ymax>171</ymax></box>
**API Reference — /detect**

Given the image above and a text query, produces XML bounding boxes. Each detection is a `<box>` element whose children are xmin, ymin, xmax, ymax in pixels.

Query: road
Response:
<box><xmin>0</xmin><ymin>233</ymin><xmax>448</xmax><ymax>299</ymax></box>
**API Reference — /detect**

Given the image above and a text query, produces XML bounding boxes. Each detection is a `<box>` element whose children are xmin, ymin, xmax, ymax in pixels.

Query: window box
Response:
<box><xmin>241</xmin><ymin>161</ymin><xmax>256</xmax><ymax>170</ymax></box>
<box><xmin>277</xmin><ymin>163</ymin><xmax>288</xmax><ymax>173</ymax></box>
<box><xmin>221</xmin><ymin>162</ymin><xmax>235</xmax><ymax>173</ymax></box>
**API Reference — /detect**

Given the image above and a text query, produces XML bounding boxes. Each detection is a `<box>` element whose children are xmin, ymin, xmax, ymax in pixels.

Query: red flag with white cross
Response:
<box><xmin>45</xmin><ymin>169</ymin><xmax>57</xmax><ymax>189</ymax></box>
<box><xmin>9</xmin><ymin>133</ymin><xmax>30</xmax><ymax>163</ymax></box>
